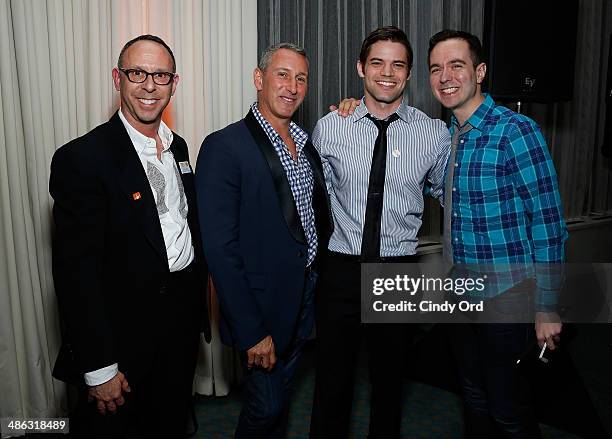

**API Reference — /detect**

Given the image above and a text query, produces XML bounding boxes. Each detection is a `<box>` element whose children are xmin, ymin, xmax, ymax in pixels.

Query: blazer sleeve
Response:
<box><xmin>195</xmin><ymin>132</ymin><xmax>268</xmax><ymax>351</ymax></box>
<box><xmin>50</xmin><ymin>145</ymin><xmax>118</xmax><ymax>375</ymax></box>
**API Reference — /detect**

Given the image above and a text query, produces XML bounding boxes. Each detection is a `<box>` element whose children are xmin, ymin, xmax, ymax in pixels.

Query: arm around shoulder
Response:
<box><xmin>429</xmin><ymin>121</ymin><xmax>452</xmax><ymax>203</ymax></box>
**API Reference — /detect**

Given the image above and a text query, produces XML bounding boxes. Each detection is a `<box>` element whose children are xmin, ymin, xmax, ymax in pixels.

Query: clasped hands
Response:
<box><xmin>88</xmin><ymin>371</ymin><xmax>131</xmax><ymax>415</ymax></box>
<box><xmin>247</xmin><ymin>335</ymin><xmax>276</xmax><ymax>371</ymax></box>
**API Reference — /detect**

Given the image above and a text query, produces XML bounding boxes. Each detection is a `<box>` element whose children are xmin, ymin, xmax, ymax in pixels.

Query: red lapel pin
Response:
<box><xmin>132</xmin><ymin>192</ymin><xmax>141</xmax><ymax>201</ymax></box>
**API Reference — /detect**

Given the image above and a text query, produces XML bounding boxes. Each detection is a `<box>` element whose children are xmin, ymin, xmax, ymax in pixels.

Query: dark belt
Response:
<box><xmin>327</xmin><ymin>250</ymin><xmax>418</xmax><ymax>263</ymax></box>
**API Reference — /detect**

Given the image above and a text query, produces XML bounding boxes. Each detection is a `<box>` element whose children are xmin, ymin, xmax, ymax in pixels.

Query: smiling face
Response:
<box><xmin>357</xmin><ymin>40</ymin><xmax>411</xmax><ymax>114</ymax></box>
<box><xmin>428</xmin><ymin>38</ymin><xmax>486</xmax><ymax>125</ymax></box>
<box><xmin>112</xmin><ymin>39</ymin><xmax>179</xmax><ymax>136</ymax></box>
<box><xmin>254</xmin><ymin>48</ymin><xmax>308</xmax><ymax>128</ymax></box>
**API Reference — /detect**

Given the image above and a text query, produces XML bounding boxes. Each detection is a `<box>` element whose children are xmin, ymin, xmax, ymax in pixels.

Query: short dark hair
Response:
<box><xmin>118</xmin><ymin>34</ymin><xmax>176</xmax><ymax>72</ymax></box>
<box><xmin>359</xmin><ymin>26</ymin><xmax>413</xmax><ymax>69</ymax></box>
<box><xmin>428</xmin><ymin>30</ymin><xmax>484</xmax><ymax>67</ymax></box>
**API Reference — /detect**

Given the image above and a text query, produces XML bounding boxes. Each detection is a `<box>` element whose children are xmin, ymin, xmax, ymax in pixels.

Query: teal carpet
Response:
<box><xmin>192</xmin><ymin>343</ymin><xmax>581</xmax><ymax>438</ymax></box>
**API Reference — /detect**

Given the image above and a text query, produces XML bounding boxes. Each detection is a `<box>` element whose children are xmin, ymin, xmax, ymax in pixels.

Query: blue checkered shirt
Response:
<box><xmin>448</xmin><ymin>95</ymin><xmax>568</xmax><ymax>305</ymax></box>
<box><xmin>251</xmin><ymin>103</ymin><xmax>318</xmax><ymax>266</ymax></box>
<box><xmin>449</xmin><ymin>94</ymin><xmax>568</xmax><ymax>264</ymax></box>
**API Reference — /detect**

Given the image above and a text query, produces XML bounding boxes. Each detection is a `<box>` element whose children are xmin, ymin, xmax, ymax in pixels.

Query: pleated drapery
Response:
<box><xmin>0</xmin><ymin>0</ymin><xmax>256</xmax><ymax>418</ymax></box>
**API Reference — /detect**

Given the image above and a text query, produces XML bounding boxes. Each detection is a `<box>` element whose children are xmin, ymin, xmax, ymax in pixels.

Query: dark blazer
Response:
<box><xmin>196</xmin><ymin>110</ymin><xmax>332</xmax><ymax>356</ymax></box>
<box><xmin>50</xmin><ymin>112</ymin><xmax>210</xmax><ymax>386</ymax></box>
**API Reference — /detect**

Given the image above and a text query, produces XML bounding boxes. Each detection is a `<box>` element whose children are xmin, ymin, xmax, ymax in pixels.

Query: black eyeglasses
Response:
<box><xmin>118</xmin><ymin>68</ymin><xmax>175</xmax><ymax>85</ymax></box>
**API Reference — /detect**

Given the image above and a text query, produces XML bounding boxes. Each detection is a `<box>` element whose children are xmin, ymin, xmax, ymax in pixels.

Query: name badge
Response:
<box><xmin>179</xmin><ymin>161</ymin><xmax>192</xmax><ymax>174</ymax></box>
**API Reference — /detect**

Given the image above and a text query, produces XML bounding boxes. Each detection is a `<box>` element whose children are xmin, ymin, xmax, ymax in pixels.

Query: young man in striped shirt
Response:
<box><xmin>309</xmin><ymin>26</ymin><xmax>451</xmax><ymax>439</ymax></box>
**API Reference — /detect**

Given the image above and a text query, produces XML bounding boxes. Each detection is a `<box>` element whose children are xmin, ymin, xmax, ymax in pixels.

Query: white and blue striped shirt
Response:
<box><xmin>313</xmin><ymin>98</ymin><xmax>450</xmax><ymax>257</ymax></box>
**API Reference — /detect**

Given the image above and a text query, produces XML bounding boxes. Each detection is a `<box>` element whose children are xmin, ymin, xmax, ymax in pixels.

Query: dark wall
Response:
<box><xmin>257</xmin><ymin>0</ymin><xmax>612</xmax><ymax>232</ymax></box>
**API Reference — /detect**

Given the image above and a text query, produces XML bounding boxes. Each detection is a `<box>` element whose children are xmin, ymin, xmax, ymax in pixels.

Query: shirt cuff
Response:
<box><xmin>84</xmin><ymin>363</ymin><xmax>118</xmax><ymax>386</ymax></box>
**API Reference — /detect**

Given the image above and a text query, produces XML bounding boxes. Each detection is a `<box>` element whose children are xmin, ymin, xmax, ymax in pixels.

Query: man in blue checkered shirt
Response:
<box><xmin>429</xmin><ymin>30</ymin><xmax>568</xmax><ymax>438</ymax></box>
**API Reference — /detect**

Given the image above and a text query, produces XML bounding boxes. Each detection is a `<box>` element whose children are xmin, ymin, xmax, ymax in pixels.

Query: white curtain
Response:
<box><xmin>0</xmin><ymin>0</ymin><xmax>256</xmax><ymax>419</ymax></box>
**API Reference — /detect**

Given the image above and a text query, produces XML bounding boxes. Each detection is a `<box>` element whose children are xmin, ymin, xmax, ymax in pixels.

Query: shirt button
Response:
<box><xmin>460</xmin><ymin>139</ymin><xmax>465</xmax><ymax>143</ymax></box>
<box><xmin>454</xmin><ymin>163</ymin><xmax>458</xmax><ymax>167</ymax></box>
<box><xmin>454</xmin><ymin>238</ymin><xmax>459</xmax><ymax>242</ymax></box>
<box><xmin>453</xmin><ymin>212</ymin><xmax>457</xmax><ymax>217</ymax></box>
<box><xmin>452</xmin><ymin>187</ymin><xmax>456</xmax><ymax>192</ymax></box>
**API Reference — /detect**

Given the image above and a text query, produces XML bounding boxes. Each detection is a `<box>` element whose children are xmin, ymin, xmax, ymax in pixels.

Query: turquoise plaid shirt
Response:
<box><xmin>448</xmin><ymin>95</ymin><xmax>568</xmax><ymax>307</ymax></box>
<box><xmin>449</xmin><ymin>94</ymin><xmax>568</xmax><ymax>265</ymax></box>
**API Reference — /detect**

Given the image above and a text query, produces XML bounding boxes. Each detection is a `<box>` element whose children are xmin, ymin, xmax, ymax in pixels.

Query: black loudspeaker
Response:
<box><xmin>603</xmin><ymin>34</ymin><xmax>612</xmax><ymax>158</ymax></box>
<box><xmin>483</xmin><ymin>0</ymin><xmax>579</xmax><ymax>102</ymax></box>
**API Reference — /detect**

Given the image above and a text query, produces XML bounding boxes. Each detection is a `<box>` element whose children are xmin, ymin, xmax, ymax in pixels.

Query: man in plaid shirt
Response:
<box><xmin>428</xmin><ymin>30</ymin><xmax>568</xmax><ymax>438</ymax></box>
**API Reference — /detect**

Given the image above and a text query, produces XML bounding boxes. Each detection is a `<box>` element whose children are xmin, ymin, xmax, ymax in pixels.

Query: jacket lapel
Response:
<box><xmin>107</xmin><ymin>112</ymin><xmax>168</xmax><ymax>264</ymax></box>
<box><xmin>304</xmin><ymin>140</ymin><xmax>333</xmax><ymax>245</ymax></box>
<box><xmin>244</xmin><ymin>110</ymin><xmax>306</xmax><ymax>244</ymax></box>
<box><xmin>304</xmin><ymin>140</ymin><xmax>326</xmax><ymax>194</ymax></box>
<box><xmin>169</xmin><ymin>138</ymin><xmax>197</xmax><ymax>238</ymax></box>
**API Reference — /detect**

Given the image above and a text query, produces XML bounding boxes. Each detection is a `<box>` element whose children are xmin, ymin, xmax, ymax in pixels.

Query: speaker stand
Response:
<box><xmin>516</xmin><ymin>101</ymin><xmax>523</xmax><ymax>114</ymax></box>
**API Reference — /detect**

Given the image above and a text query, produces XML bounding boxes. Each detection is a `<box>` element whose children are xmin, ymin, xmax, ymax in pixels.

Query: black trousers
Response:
<box><xmin>567</xmin><ymin>323</ymin><xmax>612</xmax><ymax>438</ymax></box>
<box><xmin>70</xmin><ymin>264</ymin><xmax>202</xmax><ymax>439</ymax></box>
<box><xmin>310</xmin><ymin>252</ymin><xmax>413</xmax><ymax>439</ymax></box>
<box><xmin>449</xmin><ymin>323</ymin><xmax>541</xmax><ymax>439</ymax></box>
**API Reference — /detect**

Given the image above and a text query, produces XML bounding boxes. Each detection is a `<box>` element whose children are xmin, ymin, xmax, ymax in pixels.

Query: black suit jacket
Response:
<box><xmin>50</xmin><ymin>112</ymin><xmax>210</xmax><ymax>386</ymax></box>
<box><xmin>197</xmin><ymin>110</ymin><xmax>332</xmax><ymax>355</ymax></box>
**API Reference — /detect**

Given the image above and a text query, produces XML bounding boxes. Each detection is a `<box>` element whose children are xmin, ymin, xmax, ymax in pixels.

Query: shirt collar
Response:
<box><xmin>118</xmin><ymin>108</ymin><xmax>174</xmax><ymax>156</ymax></box>
<box><xmin>251</xmin><ymin>102</ymin><xmax>309</xmax><ymax>151</ymax></box>
<box><xmin>451</xmin><ymin>93</ymin><xmax>495</xmax><ymax>132</ymax></box>
<box><xmin>353</xmin><ymin>96</ymin><xmax>412</xmax><ymax>124</ymax></box>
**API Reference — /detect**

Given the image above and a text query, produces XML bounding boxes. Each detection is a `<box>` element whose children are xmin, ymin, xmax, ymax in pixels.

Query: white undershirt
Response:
<box><xmin>84</xmin><ymin>110</ymin><xmax>194</xmax><ymax>386</ymax></box>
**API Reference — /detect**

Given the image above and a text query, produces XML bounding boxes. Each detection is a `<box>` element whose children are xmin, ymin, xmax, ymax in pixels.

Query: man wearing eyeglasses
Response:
<box><xmin>50</xmin><ymin>34</ymin><xmax>210</xmax><ymax>439</ymax></box>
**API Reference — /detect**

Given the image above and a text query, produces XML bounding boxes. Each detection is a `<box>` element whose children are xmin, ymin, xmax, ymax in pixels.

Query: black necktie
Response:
<box><xmin>360</xmin><ymin>113</ymin><xmax>399</xmax><ymax>262</ymax></box>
